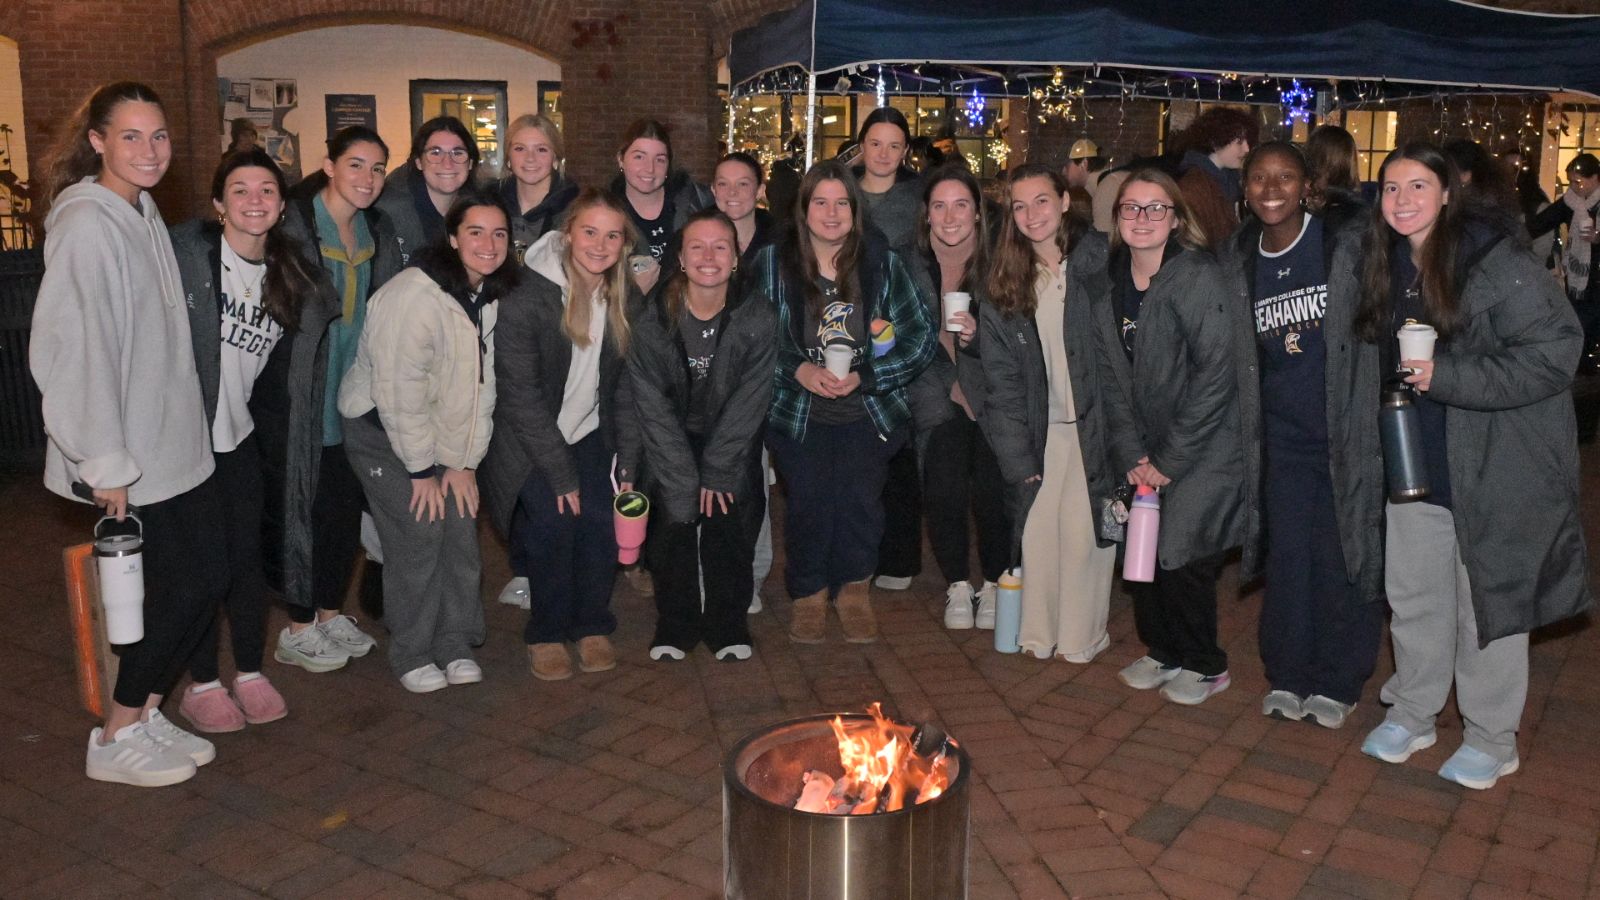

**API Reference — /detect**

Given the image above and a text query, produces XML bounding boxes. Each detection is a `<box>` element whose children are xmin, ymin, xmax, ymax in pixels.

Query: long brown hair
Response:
<box><xmin>660</xmin><ymin>208</ymin><xmax>739</xmax><ymax>327</ymax></box>
<box><xmin>781</xmin><ymin>160</ymin><xmax>865</xmax><ymax>318</ymax></box>
<box><xmin>987</xmin><ymin>163</ymin><xmax>1082</xmax><ymax>317</ymax></box>
<box><xmin>560</xmin><ymin>189</ymin><xmax>637</xmax><ymax>355</ymax></box>
<box><xmin>916</xmin><ymin>163</ymin><xmax>989</xmax><ymax>295</ymax></box>
<box><xmin>42</xmin><ymin>81</ymin><xmax>165</xmax><ymax>203</ymax></box>
<box><xmin>1108</xmin><ymin>167</ymin><xmax>1207</xmax><ymax>253</ymax></box>
<box><xmin>1305</xmin><ymin>125</ymin><xmax>1360</xmax><ymax>212</ymax></box>
<box><xmin>1354</xmin><ymin>143</ymin><xmax>1469</xmax><ymax>342</ymax></box>
<box><xmin>211</xmin><ymin>149</ymin><xmax>321</xmax><ymax>331</ymax></box>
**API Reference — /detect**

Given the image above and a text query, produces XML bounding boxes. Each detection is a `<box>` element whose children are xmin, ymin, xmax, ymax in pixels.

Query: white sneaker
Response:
<box><xmin>400</xmin><ymin>664</ymin><xmax>448</xmax><ymax>693</ymax></box>
<box><xmin>749</xmin><ymin>591</ymin><xmax>763</xmax><ymax>614</ymax></box>
<box><xmin>142</xmin><ymin>709</ymin><xmax>216</xmax><ymax>766</ymax></box>
<box><xmin>714</xmin><ymin>644</ymin><xmax>753</xmax><ymax>661</ymax></box>
<box><xmin>318</xmin><ymin>614</ymin><xmax>376</xmax><ymax>657</ymax></box>
<box><xmin>1118</xmin><ymin>656</ymin><xmax>1182</xmax><ymax>690</ymax></box>
<box><xmin>1159</xmin><ymin>670</ymin><xmax>1232</xmax><ymax>706</ymax></box>
<box><xmin>497</xmin><ymin>576</ymin><xmax>531</xmax><ymax>610</ymax></box>
<box><xmin>943</xmin><ymin>582</ymin><xmax>975</xmax><ymax>629</ymax></box>
<box><xmin>649</xmin><ymin>645</ymin><xmax>687</xmax><ymax>661</ymax></box>
<box><xmin>274</xmin><ymin>624</ymin><xmax>350</xmax><ymax>673</ymax></box>
<box><xmin>444</xmin><ymin>659</ymin><xmax>483</xmax><ymax>685</ymax></box>
<box><xmin>974</xmin><ymin>581</ymin><xmax>998</xmax><ymax>630</ymax></box>
<box><xmin>874</xmin><ymin>575</ymin><xmax>913</xmax><ymax>591</ymax></box>
<box><xmin>86</xmin><ymin>723</ymin><xmax>197</xmax><ymax>787</ymax></box>
<box><xmin>1301</xmin><ymin>694</ymin><xmax>1355</xmax><ymax>730</ymax></box>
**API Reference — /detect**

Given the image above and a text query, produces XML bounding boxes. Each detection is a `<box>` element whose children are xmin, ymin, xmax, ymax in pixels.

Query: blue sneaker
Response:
<box><xmin>1361</xmin><ymin>721</ymin><xmax>1437</xmax><ymax>763</ymax></box>
<box><xmin>1437</xmin><ymin>744</ymin><xmax>1519</xmax><ymax>790</ymax></box>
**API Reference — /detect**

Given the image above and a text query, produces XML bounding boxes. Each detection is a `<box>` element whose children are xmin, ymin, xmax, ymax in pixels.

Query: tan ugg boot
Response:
<box><xmin>835</xmin><ymin>579</ymin><xmax>878</xmax><ymax>644</ymax></box>
<box><xmin>528</xmin><ymin>643</ymin><xmax>573</xmax><ymax>681</ymax></box>
<box><xmin>788</xmin><ymin>590</ymin><xmax>828</xmax><ymax>644</ymax></box>
<box><xmin>577</xmin><ymin>635</ymin><xmax>617</xmax><ymax>673</ymax></box>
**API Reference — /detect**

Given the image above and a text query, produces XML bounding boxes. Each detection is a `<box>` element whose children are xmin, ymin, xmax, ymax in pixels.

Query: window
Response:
<box><xmin>537</xmin><ymin>81</ymin><xmax>561</xmax><ymax>133</ymax></box>
<box><xmin>1339</xmin><ymin>110</ymin><xmax>1398</xmax><ymax>182</ymax></box>
<box><xmin>724</xmin><ymin>94</ymin><xmax>854</xmax><ymax>165</ymax></box>
<box><xmin>410</xmin><ymin>79</ymin><xmax>506</xmax><ymax>179</ymax></box>
<box><xmin>1549</xmin><ymin>105</ymin><xmax>1600</xmax><ymax>195</ymax></box>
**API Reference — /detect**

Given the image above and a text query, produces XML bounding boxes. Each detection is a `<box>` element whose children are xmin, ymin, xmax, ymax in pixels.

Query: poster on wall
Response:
<box><xmin>221</xmin><ymin>77</ymin><xmax>303</xmax><ymax>184</ymax></box>
<box><xmin>325</xmin><ymin>94</ymin><xmax>377</xmax><ymax>137</ymax></box>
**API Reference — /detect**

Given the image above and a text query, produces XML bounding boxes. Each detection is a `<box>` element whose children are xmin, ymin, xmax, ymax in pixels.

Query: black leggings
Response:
<box><xmin>922</xmin><ymin>409</ymin><xmax>1011</xmax><ymax>585</ymax></box>
<box><xmin>187</xmin><ymin>436</ymin><xmax>267</xmax><ymax>682</ymax></box>
<box><xmin>110</xmin><ymin>477</ymin><xmax>230</xmax><ymax>708</ymax></box>
<box><xmin>289</xmin><ymin>443</ymin><xmax>363</xmax><ymax>624</ymax></box>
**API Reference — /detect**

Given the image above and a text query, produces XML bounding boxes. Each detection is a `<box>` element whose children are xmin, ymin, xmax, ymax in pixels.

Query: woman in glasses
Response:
<box><xmin>375</xmin><ymin>116</ymin><xmax>481</xmax><ymax>265</ymax></box>
<box><xmin>1104</xmin><ymin>169</ymin><xmax>1243</xmax><ymax>706</ymax></box>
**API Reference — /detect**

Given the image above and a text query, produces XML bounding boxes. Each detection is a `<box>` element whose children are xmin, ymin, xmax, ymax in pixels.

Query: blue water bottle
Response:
<box><xmin>994</xmin><ymin>568</ymin><xmax>1023</xmax><ymax>653</ymax></box>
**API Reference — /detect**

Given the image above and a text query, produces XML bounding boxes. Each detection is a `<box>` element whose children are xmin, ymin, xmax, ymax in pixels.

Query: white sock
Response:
<box><xmin>235</xmin><ymin>672</ymin><xmax>262</xmax><ymax>684</ymax></box>
<box><xmin>189</xmin><ymin>680</ymin><xmax>224</xmax><ymax>694</ymax></box>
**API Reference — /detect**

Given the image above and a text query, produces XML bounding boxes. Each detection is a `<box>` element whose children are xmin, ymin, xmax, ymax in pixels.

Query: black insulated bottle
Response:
<box><xmin>1380</xmin><ymin>381</ymin><xmax>1430</xmax><ymax>502</ymax></box>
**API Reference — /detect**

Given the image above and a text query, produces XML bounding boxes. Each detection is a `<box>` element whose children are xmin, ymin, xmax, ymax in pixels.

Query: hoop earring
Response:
<box><xmin>217</xmin><ymin>213</ymin><xmax>226</xmax><ymax>226</ymax></box>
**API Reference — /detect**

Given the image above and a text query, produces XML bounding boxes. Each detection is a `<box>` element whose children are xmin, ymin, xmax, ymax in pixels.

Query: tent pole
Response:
<box><xmin>805</xmin><ymin>0</ymin><xmax>817</xmax><ymax>166</ymax></box>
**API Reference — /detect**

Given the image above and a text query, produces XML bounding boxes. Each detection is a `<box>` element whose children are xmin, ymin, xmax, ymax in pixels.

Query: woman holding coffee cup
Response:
<box><xmin>751</xmin><ymin>161</ymin><xmax>935</xmax><ymax>644</ymax></box>
<box><xmin>631</xmin><ymin>210</ymin><xmax>775</xmax><ymax>661</ymax></box>
<box><xmin>980</xmin><ymin>163</ymin><xmax>1132</xmax><ymax>664</ymax></box>
<box><xmin>1103</xmin><ymin>168</ymin><xmax>1242</xmax><ymax>707</ymax></box>
<box><xmin>905</xmin><ymin>164</ymin><xmax>1012</xmax><ymax>630</ymax></box>
<box><xmin>1226</xmin><ymin>141</ymin><xmax>1385</xmax><ymax>728</ymax></box>
<box><xmin>1353</xmin><ymin>142</ymin><xmax>1591</xmax><ymax>789</ymax></box>
<box><xmin>479</xmin><ymin>189</ymin><xmax>642</xmax><ymax>681</ymax></box>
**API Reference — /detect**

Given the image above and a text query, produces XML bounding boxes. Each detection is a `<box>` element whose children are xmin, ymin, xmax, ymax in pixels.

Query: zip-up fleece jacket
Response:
<box><xmin>31</xmin><ymin>178</ymin><xmax>214</xmax><ymax>505</ymax></box>
<box><xmin>337</xmin><ymin>266</ymin><xmax>496</xmax><ymax>472</ymax></box>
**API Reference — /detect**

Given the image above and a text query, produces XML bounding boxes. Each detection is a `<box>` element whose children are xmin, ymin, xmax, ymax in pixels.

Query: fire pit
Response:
<box><xmin>723</xmin><ymin>705</ymin><xmax>970</xmax><ymax>899</ymax></box>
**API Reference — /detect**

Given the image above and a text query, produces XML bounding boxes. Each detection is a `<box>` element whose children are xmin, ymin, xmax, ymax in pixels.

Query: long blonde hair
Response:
<box><xmin>560</xmin><ymin>189</ymin><xmax>637</xmax><ymax>354</ymax></box>
<box><xmin>505</xmin><ymin>113</ymin><xmax>564</xmax><ymax>174</ymax></box>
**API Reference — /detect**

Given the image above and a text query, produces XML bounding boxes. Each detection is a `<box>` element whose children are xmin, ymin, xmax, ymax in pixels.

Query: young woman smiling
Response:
<box><xmin>631</xmin><ymin>210</ymin><xmax>776</xmax><ymax>661</ymax></box>
<box><xmin>272</xmin><ymin>126</ymin><xmax>403</xmax><ymax>674</ymax></box>
<box><xmin>1104</xmin><ymin>169</ymin><xmax>1242</xmax><ymax>706</ymax></box>
<box><xmin>907</xmin><ymin>164</ymin><xmax>1011</xmax><ymax>630</ymax></box>
<box><xmin>168</xmin><ymin>149</ymin><xmax>324</xmax><ymax>732</ymax></box>
<box><xmin>609</xmin><ymin>119</ymin><xmax>713</xmax><ymax>295</ymax></box>
<box><xmin>480</xmin><ymin>190</ymin><xmax>642</xmax><ymax>681</ymax></box>
<box><xmin>980</xmin><ymin>164</ymin><xmax>1130</xmax><ymax>664</ymax></box>
<box><xmin>1226</xmin><ymin>141</ymin><xmax>1384</xmax><ymax>728</ymax></box>
<box><xmin>375</xmin><ymin>117</ymin><xmax>480</xmax><ymax>266</ymax></box>
<box><xmin>33</xmin><ymin>82</ymin><xmax>227</xmax><ymax>786</ymax></box>
<box><xmin>1354</xmin><ymin>143</ymin><xmax>1591</xmax><ymax>789</ymax></box>
<box><xmin>752</xmin><ymin>160</ymin><xmax>935</xmax><ymax>644</ymax></box>
<box><xmin>339</xmin><ymin>191</ymin><xmax>518</xmax><ymax>693</ymax></box>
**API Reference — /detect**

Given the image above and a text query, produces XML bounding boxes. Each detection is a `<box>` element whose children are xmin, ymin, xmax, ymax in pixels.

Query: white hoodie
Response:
<box><xmin>524</xmin><ymin>230</ymin><xmax>606</xmax><ymax>445</ymax></box>
<box><xmin>31</xmin><ymin>178</ymin><xmax>213</xmax><ymax>506</ymax></box>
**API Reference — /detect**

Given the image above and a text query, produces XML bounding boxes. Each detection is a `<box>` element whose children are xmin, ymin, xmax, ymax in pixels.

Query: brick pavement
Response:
<box><xmin>1</xmin><ymin>467</ymin><xmax>1597</xmax><ymax>899</ymax></box>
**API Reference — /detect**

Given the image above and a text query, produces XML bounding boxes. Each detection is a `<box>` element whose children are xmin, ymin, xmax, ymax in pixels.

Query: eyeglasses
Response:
<box><xmin>423</xmin><ymin>146</ymin><xmax>472</xmax><ymax>165</ymax></box>
<box><xmin>1118</xmin><ymin>202</ymin><xmax>1172</xmax><ymax>221</ymax></box>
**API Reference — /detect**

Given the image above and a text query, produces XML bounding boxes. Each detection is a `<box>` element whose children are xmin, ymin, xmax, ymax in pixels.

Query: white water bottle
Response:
<box><xmin>94</xmin><ymin>514</ymin><xmax>145</xmax><ymax>644</ymax></box>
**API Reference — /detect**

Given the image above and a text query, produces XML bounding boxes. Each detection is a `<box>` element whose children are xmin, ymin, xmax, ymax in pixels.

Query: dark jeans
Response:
<box><xmin>768</xmin><ymin>418</ymin><xmax>907</xmax><ymax>599</ymax></box>
<box><xmin>647</xmin><ymin>444</ymin><xmax>763</xmax><ymax>652</ymax></box>
<box><xmin>875</xmin><ymin>441</ymin><xmax>922</xmax><ymax>579</ymax></box>
<box><xmin>922</xmin><ymin>408</ymin><xmax>1011</xmax><ymax>585</ymax></box>
<box><xmin>1131</xmin><ymin>552</ymin><xmax>1228</xmax><ymax>677</ymax></box>
<box><xmin>111</xmin><ymin>477</ymin><xmax>230</xmax><ymax>708</ymax></box>
<box><xmin>291</xmin><ymin>442</ymin><xmax>363</xmax><ymax>624</ymax></box>
<box><xmin>514</xmin><ymin>430</ymin><xmax>618</xmax><ymax>644</ymax></box>
<box><xmin>188</xmin><ymin>435</ymin><xmax>267</xmax><ymax>682</ymax></box>
<box><xmin>1259</xmin><ymin>453</ymin><xmax>1384</xmax><ymax>704</ymax></box>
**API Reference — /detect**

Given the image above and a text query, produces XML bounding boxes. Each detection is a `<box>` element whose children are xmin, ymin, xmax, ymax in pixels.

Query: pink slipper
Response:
<box><xmin>178</xmin><ymin>685</ymin><xmax>245</xmax><ymax>733</ymax></box>
<box><xmin>232</xmin><ymin>675</ymin><xmax>287</xmax><ymax>725</ymax></box>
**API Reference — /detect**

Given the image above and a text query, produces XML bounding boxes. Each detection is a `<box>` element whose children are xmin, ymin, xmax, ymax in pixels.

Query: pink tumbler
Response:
<box><xmin>613</xmin><ymin>490</ymin><xmax>650</xmax><ymax>564</ymax></box>
<box><xmin>1121</xmin><ymin>485</ymin><xmax>1160</xmax><ymax>583</ymax></box>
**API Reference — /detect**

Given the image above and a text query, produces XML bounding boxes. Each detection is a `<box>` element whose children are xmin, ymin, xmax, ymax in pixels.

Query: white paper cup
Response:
<box><xmin>823</xmin><ymin>344</ymin><xmax>853</xmax><ymax>379</ymax></box>
<box><xmin>1397</xmin><ymin>323</ymin><xmax>1437</xmax><ymax>372</ymax></box>
<box><xmin>942</xmin><ymin>292</ymin><xmax>972</xmax><ymax>332</ymax></box>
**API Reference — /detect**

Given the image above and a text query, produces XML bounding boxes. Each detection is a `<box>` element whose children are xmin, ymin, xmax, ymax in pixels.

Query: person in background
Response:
<box><xmin>1227</xmin><ymin>141</ymin><xmax>1384</xmax><ymax>728</ymax></box>
<box><xmin>631</xmin><ymin>210</ymin><xmax>775</xmax><ymax>661</ymax></box>
<box><xmin>227</xmin><ymin>117</ymin><xmax>259</xmax><ymax>155</ymax></box>
<box><xmin>1355</xmin><ymin>142</ymin><xmax>1590</xmax><ymax>790</ymax></box>
<box><xmin>1528</xmin><ymin>153</ymin><xmax>1600</xmax><ymax>393</ymax></box>
<box><xmin>375</xmin><ymin>116</ymin><xmax>480</xmax><ymax>265</ymax></box>
<box><xmin>766</xmin><ymin>134</ymin><xmax>805</xmax><ymax>223</ymax></box>
<box><xmin>1062</xmin><ymin>137</ymin><xmax>1108</xmax><ymax>227</ymax></box>
<box><xmin>480</xmin><ymin>189</ymin><xmax>641</xmax><ymax>681</ymax></box>
<box><xmin>753</xmin><ymin>160</ymin><xmax>935</xmax><ymax>644</ymax></box>
<box><xmin>339</xmin><ymin>190</ymin><xmax>516</xmax><ymax>693</ymax></box>
<box><xmin>272</xmin><ymin>126</ymin><xmax>402</xmax><ymax>673</ymax></box>
<box><xmin>907</xmin><ymin>164</ymin><xmax>1011</xmax><ymax>631</ymax></box>
<box><xmin>1442</xmin><ymin>138</ymin><xmax>1520</xmax><ymax>219</ymax></box>
<box><xmin>1176</xmin><ymin>107</ymin><xmax>1259</xmax><ymax>251</ymax></box>
<box><xmin>1304</xmin><ymin>125</ymin><xmax>1367</xmax><ymax>214</ymax></box>
<box><xmin>33</xmin><ymin>81</ymin><xmax>227</xmax><ymax>786</ymax></box>
<box><xmin>170</xmin><ymin>150</ymin><xmax>322</xmax><ymax>732</ymax></box>
<box><xmin>1105</xmin><ymin>169</ymin><xmax>1241</xmax><ymax>706</ymax></box>
<box><xmin>1500</xmin><ymin>144</ymin><xmax>1553</xmax><ymax>269</ymax></box>
<box><xmin>610</xmin><ymin>118</ymin><xmax>714</xmax><ymax>297</ymax></box>
<box><xmin>493</xmin><ymin>113</ymin><xmax>580</xmax><ymax>613</ymax></box>
<box><xmin>981</xmin><ymin>164</ymin><xmax>1127</xmax><ymax>664</ymax></box>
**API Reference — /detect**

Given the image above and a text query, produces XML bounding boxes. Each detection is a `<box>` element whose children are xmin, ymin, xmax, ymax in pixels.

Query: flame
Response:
<box><xmin>821</xmin><ymin>703</ymin><xmax>951</xmax><ymax>814</ymax></box>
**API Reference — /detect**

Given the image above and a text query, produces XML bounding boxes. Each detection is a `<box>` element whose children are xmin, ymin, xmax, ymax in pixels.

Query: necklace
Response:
<box><xmin>223</xmin><ymin>245</ymin><xmax>266</xmax><ymax>300</ymax></box>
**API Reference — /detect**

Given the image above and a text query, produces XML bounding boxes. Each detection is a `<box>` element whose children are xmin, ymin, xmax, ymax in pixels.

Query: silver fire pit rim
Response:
<box><xmin>723</xmin><ymin>711</ymin><xmax>971</xmax><ymax>820</ymax></box>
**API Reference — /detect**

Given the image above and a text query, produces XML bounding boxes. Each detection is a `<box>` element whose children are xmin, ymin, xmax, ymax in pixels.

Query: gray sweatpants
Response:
<box><xmin>1381</xmin><ymin>501</ymin><xmax>1528</xmax><ymax>761</ymax></box>
<box><xmin>344</xmin><ymin>415</ymin><xmax>486</xmax><ymax>678</ymax></box>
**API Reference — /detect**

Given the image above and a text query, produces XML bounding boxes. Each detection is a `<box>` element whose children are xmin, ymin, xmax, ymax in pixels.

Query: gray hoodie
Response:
<box><xmin>31</xmin><ymin>178</ymin><xmax>213</xmax><ymax>506</ymax></box>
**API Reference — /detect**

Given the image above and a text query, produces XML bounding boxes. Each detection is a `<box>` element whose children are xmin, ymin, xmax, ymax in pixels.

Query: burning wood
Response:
<box><xmin>792</xmin><ymin>703</ymin><xmax>955</xmax><ymax>815</ymax></box>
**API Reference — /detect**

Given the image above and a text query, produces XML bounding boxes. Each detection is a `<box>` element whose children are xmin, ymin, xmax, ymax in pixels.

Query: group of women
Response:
<box><xmin>30</xmin><ymin>80</ymin><xmax>1590</xmax><ymax>794</ymax></box>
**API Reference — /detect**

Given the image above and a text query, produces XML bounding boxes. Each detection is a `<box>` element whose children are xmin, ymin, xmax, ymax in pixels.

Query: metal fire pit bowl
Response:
<box><xmin>723</xmin><ymin>713</ymin><xmax>970</xmax><ymax>900</ymax></box>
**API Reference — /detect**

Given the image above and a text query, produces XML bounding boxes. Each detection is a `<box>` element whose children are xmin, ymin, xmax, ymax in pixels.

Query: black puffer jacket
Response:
<box><xmin>498</xmin><ymin>170</ymin><xmax>580</xmax><ymax>261</ymax></box>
